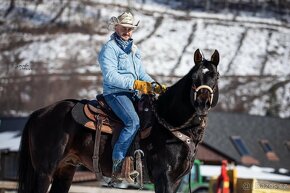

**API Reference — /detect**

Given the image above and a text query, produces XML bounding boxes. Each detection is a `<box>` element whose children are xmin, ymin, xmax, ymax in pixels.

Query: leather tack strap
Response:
<box><xmin>171</xmin><ymin>131</ymin><xmax>196</xmax><ymax>158</ymax></box>
<box><xmin>92</xmin><ymin>115</ymin><xmax>103</xmax><ymax>180</ymax></box>
<box><xmin>170</xmin><ymin>130</ymin><xmax>197</xmax><ymax>181</ymax></box>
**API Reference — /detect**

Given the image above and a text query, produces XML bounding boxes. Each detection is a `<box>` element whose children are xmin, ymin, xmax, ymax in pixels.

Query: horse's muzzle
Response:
<box><xmin>191</xmin><ymin>85</ymin><xmax>214</xmax><ymax>111</ymax></box>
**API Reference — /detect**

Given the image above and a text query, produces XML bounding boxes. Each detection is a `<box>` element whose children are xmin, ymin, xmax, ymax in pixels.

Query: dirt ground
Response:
<box><xmin>69</xmin><ymin>185</ymin><xmax>154</xmax><ymax>193</ymax></box>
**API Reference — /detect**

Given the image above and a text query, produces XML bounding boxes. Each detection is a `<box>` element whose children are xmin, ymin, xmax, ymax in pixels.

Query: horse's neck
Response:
<box><xmin>156</xmin><ymin>74</ymin><xmax>195</xmax><ymax>127</ymax></box>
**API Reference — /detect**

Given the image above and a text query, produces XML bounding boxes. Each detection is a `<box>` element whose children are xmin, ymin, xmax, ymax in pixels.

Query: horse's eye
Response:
<box><xmin>144</xmin><ymin>108</ymin><xmax>149</xmax><ymax>112</ymax></box>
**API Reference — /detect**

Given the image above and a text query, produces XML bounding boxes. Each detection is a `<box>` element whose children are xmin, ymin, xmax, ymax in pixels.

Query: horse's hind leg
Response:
<box><xmin>49</xmin><ymin>165</ymin><xmax>77</xmax><ymax>193</ymax></box>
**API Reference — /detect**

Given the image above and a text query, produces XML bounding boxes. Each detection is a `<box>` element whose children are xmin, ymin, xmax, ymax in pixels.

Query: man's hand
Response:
<box><xmin>152</xmin><ymin>83</ymin><xmax>167</xmax><ymax>94</ymax></box>
<box><xmin>133</xmin><ymin>80</ymin><xmax>152</xmax><ymax>94</ymax></box>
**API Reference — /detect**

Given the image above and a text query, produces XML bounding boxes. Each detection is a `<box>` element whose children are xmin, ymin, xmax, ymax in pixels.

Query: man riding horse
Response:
<box><xmin>17</xmin><ymin>11</ymin><xmax>220</xmax><ymax>193</ymax></box>
<box><xmin>98</xmin><ymin>11</ymin><xmax>166</xmax><ymax>182</ymax></box>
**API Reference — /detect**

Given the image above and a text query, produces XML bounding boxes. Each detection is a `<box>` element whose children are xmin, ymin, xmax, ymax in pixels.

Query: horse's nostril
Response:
<box><xmin>198</xmin><ymin>93</ymin><xmax>209</xmax><ymax>102</ymax></box>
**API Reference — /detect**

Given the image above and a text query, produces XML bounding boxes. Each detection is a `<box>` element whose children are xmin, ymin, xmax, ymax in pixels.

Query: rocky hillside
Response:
<box><xmin>0</xmin><ymin>0</ymin><xmax>289</xmax><ymax>118</ymax></box>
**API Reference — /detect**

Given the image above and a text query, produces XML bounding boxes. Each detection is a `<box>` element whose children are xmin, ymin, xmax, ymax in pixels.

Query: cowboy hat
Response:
<box><xmin>109</xmin><ymin>12</ymin><xmax>139</xmax><ymax>28</ymax></box>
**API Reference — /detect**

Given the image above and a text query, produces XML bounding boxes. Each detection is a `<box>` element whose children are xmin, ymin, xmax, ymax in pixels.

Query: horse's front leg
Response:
<box><xmin>152</xmin><ymin>168</ymin><xmax>182</xmax><ymax>193</ymax></box>
<box><xmin>153</xmin><ymin>170</ymin><xmax>172</xmax><ymax>193</ymax></box>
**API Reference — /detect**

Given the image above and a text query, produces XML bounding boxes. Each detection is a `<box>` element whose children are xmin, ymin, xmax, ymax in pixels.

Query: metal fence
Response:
<box><xmin>0</xmin><ymin>150</ymin><xmax>18</xmax><ymax>181</ymax></box>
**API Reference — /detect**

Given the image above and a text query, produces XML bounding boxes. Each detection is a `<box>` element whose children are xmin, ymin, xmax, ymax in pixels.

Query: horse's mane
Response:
<box><xmin>159</xmin><ymin>64</ymin><xmax>199</xmax><ymax>102</ymax></box>
<box><xmin>155</xmin><ymin>66</ymin><xmax>198</xmax><ymax>126</ymax></box>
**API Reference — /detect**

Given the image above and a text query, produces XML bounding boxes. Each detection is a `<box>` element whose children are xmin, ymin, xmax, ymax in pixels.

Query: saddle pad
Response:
<box><xmin>71</xmin><ymin>101</ymin><xmax>90</xmax><ymax>125</ymax></box>
<box><xmin>72</xmin><ymin>100</ymin><xmax>151</xmax><ymax>139</ymax></box>
<box><xmin>71</xmin><ymin>101</ymin><xmax>112</xmax><ymax>134</ymax></box>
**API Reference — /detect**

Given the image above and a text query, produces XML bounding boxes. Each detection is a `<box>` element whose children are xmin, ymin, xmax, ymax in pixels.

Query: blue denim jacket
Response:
<box><xmin>98</xmin><ymin>35</ymin><xmax>154</xmax><ymax>95</ymax></box>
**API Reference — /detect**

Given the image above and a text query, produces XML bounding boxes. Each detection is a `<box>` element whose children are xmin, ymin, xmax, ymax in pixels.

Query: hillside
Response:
<box><xmin>0</xmin><ymin>0</ymin><xmax>289</xmax><ymax>118</ymax></box>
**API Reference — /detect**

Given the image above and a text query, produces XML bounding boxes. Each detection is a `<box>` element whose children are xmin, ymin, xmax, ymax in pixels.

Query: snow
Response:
<box><xmin>16</xmin><ymin>33</ymin><xmax>101</xmax><ymax>75</ymax></box>
<box><xmin>0</xmin><ymin>0</ymin><xmax>290</xmax><ymax>117</ymax></box>
<box><xmin>2</xmin><ymin>1</ymin><xmax>289</xmax><ymax>77</ymax></box>
<box><xmin>132</xmin><ymin>14</ymin><xmax>156</xmax><ymax>42</ymax></box>
<box><xmin>264</xmin><ymin>33</ymin><xmax>290</xmax><ymax>75</ymax></box>
<box><xmin>140</xmin><ymin>16</ymin><xmax>194</xmax><ymax>76</ymax></box>
<box><xmin>0</xmin><ymin>131</ymin><xmax>21</xmax><ymax>151</ymax></box>
<box><xmin>276</xmin><ymin>83</ymin><xmax>290</xmax><ymax>118</ymax></box>
<box><xmin>201</xmin><ymin>165</ymin><xmax>290</xmax><ymax>182</ymax></box>
<box><xmin>78</xmin><ymin>88</ymin><xmax>97</xmax><ymax>99</ymax></box>
<box><xmin>249</xmin><ymin>95</ymin><xmax>270</xmax><ymax>116</ymax></box>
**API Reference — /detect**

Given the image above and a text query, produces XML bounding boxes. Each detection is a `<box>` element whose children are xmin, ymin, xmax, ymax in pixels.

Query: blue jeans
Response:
<box><xmin>104</xmin><ymin>92</ymin><xmax>140</xmax><ymax>161</ymax></box>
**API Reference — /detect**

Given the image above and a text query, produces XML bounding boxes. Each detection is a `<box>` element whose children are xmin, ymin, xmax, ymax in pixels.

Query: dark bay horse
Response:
<box><xmin>17</xmin><ymin>49</ymin><xmax>220</xmax><ymax>193</ymax></box>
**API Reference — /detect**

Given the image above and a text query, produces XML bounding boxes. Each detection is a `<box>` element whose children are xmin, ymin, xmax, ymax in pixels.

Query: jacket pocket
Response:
<box><xmin>135</xmin><ymin>52</ymin><xmax>142</xmax><ymax>60</ymax></box>
<box><xmin>134</xmin><ymin>52</ymin><xmax>142</xmax><ymax>67</ymax></box>
<box><xmin>118</xmin><ymin>54</ymin><xmax>128</xmax><ymax>70</ymax></box>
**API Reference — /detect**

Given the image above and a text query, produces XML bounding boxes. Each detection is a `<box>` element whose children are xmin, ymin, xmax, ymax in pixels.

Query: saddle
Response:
<box><xmin>71</xmin><ymin>94</ymin><xmax>152</xmax><ymax>138</ymax></box>
<box><xmin>71</xmin><ymin>94</ymin><xmax>152</xmax><ymax>184</ymax></box>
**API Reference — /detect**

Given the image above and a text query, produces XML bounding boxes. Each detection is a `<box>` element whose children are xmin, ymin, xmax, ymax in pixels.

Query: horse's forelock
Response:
<box><xmin>193</xmin><ymin>60</ymin><xmax>218</xmax><ymax>80</ymax></box>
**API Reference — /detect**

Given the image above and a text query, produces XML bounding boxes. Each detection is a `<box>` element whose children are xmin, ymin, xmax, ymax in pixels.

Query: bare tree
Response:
<box><xmin>4</xmin><ymin>0</ymin><xmax>15</xmax><ymax>18</ymax></box>
<box><xmin>49</xmin><ymin>1</ymin><xmax>69</xmax><ymax>24</ymax></box>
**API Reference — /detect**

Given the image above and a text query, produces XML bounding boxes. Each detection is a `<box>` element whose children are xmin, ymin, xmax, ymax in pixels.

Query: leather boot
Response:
<box><xmin>111</xmin><ymin>159</ymin><xmax>124</xmax><ymax>183</ymax></box>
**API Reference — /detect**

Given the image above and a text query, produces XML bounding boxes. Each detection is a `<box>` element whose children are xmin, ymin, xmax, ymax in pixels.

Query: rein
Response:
<box><xmin>152</xmin><ymin>103</ymin><xmax>206</xmax><ymax>132</ymax></box>
<box><xmin>152</xmin><ymin>99</ymin><xmax>206</xmax><ymax>132</ymax></box>
<box><xmin>151</xmin><ymin>101</ymin><xmax>207</xmax><ymax>145</ymax></box>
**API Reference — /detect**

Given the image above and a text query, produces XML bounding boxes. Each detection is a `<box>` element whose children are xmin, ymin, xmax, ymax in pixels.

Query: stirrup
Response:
<box><xmin>129</xmin><ymin>170</ymin><xmax>139</xmax><ymax>179</ymax></box>
<box><xmin>126</xmin><ymin>170</ymin><xmax>139</xmax><ymax>183</ymax></box>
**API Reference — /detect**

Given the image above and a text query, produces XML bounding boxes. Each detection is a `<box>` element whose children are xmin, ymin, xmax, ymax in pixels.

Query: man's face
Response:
<box><xmin>115</xmin><ymin>25</ymin><xmax>134</xmax><ymax>41</ymax></box>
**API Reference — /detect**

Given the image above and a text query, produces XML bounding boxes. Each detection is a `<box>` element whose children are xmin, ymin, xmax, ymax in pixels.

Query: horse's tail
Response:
<box><xmin>17</xmin><ymin>115</ymin><xmax>36</xmax><ymax>193</ymax></box>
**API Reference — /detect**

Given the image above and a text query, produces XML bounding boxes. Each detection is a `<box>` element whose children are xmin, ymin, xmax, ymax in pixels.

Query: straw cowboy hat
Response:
<box><xmin>109</xmin><ymin>12</ymin><xmax>140</xmax><ymax>29</ymax></box>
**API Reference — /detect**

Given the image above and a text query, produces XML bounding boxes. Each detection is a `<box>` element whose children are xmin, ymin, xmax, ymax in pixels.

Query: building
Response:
<box><xmin>0</xmin><ymin>117</ymin><xmax>27</xmax><ymax>180</ymax></box>
<box><xmin>0</xmin><ymin>112</ymin><xmax>289</xmax><ymax>181</ymax></box>
<box><xmin>200</xmin><ymin>112</ymin><xmax>290</xmax><ymax>172</ymax></box>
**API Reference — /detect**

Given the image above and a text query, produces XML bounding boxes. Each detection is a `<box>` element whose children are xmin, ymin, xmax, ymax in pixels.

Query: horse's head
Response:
<box><xmin>190</xmin><ymin>49</ymin><xmax>219</xmax><ymax>116</ymax></box>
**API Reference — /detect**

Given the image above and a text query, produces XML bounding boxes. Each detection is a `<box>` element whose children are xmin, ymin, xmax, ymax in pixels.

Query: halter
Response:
<box><xmin>151</xmin><ymin>80</ymin><xmax>217</xmax><ymax>132</ymax></box>
<box><xmin>190</xmin><ymin>70</ymin><xmax>219</xmax><ymax>109</ymax></box>
<box><xmin>190</xmin><ymin>84</ymin><xmax>215</xmax><ymax>110</ymax></box>
<box><xmin>192</xmin><ymin>85</ymin><xmax>214</xmax><ymax>106</ymax></box>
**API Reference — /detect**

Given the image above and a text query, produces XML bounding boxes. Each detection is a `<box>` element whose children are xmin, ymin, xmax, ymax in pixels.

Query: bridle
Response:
<box><xmin>149</xmin><ymin>70</ymin><xmax>219</xmax><ymax>173</ymax></box>
<box><xmin>190</xmin><ymin>71</ymin><xmax>219</xmax><ymax>109</ymax></box>
<box><xmin>151</xmin><ymin>70</ymin><xmax>219</xmax><ymax>133</ymax></box>
<box><xmin>192</xmin><ymin>85</ymin><xmax>214</xmax><ymax>106</ymax></box>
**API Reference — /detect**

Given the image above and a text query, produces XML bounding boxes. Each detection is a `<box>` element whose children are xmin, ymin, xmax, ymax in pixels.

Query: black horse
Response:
<box><xmin>17</xmin><ymin>49</ymin><xmax>219</xmax><ymax>193</ymax></box>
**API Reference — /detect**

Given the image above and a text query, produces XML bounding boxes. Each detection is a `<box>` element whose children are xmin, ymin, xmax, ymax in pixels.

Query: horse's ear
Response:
<box><xmin>194</xmin><ymin>49</ymin><xmax>204</xmax><ymax>64</ymax></box>
<box><xmin>211</xmin><ymin>50</ymin><xmax>219</xmax><ymax>66</ymax></box>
